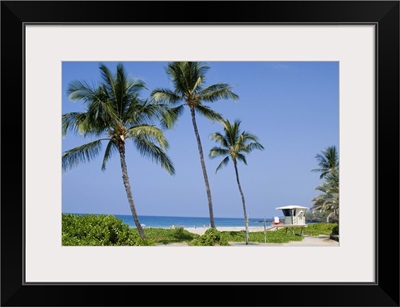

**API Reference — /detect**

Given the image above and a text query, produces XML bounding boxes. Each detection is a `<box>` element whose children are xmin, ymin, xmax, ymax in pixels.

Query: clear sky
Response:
<box><xmin>62</xmin><ymin>61</ymin><xmax>339</xmax><ymax>219</ymax></box>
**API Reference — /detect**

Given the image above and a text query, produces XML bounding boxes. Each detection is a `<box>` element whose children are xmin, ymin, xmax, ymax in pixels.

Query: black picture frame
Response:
<box><xmin>1</xmin><ymin>1</ymin><xmax>399</xmax><ymax>306</ymax></box>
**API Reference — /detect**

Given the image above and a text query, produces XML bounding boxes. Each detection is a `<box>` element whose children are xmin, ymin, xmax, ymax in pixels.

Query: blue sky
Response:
<box><xmin>62</xmin><ymin>61</ymin><xmax>338</xmax><ymax>219</ymax></box>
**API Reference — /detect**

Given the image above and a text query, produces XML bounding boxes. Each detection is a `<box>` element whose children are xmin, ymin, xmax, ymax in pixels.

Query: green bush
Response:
<box><xmin>302</xmin><ymin>222</ymin><xmax>338</xmax><ymax>236</ymax></box>
<box><xmin>189</xmin><ymin>228</ymin><xmax>229</xmax><ymax>246</ymax></box>
<box><xmin>140</xmin><ymin>227</ymin><xmax>199</xmax><ymax>245</ymax></box>
<box><xmin>331</xmin><ymin>225</ymin><xmax>339</xmax><ymax>235</ymax></box>
<box><xmin>62</xmin><ymin>213</ymin><xmax>149</xmax><ymax>246</ymax></box>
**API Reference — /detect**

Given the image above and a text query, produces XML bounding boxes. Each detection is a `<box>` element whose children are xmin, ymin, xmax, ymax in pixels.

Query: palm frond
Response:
<box><xmin>236</xmin><ymin>153</ymin><xmax>247</xmax><ymax>165</ymax></box>
<box><xmin>242</xmin><ymin>141</ymin><xmax>265</xmax><ymax>153</ymax></box>
<box><xmin>224</xmin><ymin>120</ymin><xmax>240</xmax><ymax>146</ymax></box>
<box><xmin>199</xmin><ymin>83</ymin><xmax>239</xmax><ymax>103</ymax></box>
<box><xmin>62</xmin><ymin>140</ymin><xmax>104</xmax><ymax>171</ymax></box>
<box><xmin>188</xmin><ymin>62</ymin><xmax>208</xmax><ymax>91</ymax></box>
<box><xmin>84</xmin><ymin>96</ymin><xmax>119</xmax><ymax>133</ymax></box>
<box><xmin>209</xmin><ymin>132</ymin><xmax>229</xmax><ymax>148</ymax></box>
<box><xmin>101</xmin><ymin>140</ymin><xmax>118</xmax><ymax>171</ymax></box>
<box><xmin>115</xmin><ymin>64</ymin><xmax>128</xmax><ymax>108</ymax></box>
<box><xmin>132</xmin><ymin>138</ymin><xmax>175</xmax><ymax>175</ymax></box>
<box><xmin>125</xmin><ymin>78</ymin><xmax>147</xmax><ymax>96</ymax></box>
<box><xmin>312</xmin><ymin>146</ymin><xmax>339</xmax><ymax>179</ymax></box>
<box><xmin>127</xmin><ymin>125</ymin><xmax>169</xmax><ymax>150</ymax></box>
<box><xmin>195</xmin><ymin>104</ymin><xmax>223</xmax><ymax>122</ymax></box>
<box><xmin>215</xmin><ymin>156</ymin><xmax>230</xmax><ymax>173</ymax></box>
<box><xmin>62</xmin><ymin>112</ymin><xmax>87</xmax><ymax>136</ymax></box>
<box><xmin>99</xmin><ymin>64</ymin><xmax>117</xmax><ymax>102</ymax></box>
<box><xmin>311</xmin><ymin>167</ymin><xmax>329</xmax><ymax>179</ymax></box>
<box><xmin>124</xmin><ymin>99</ymin><xmax>166</xmax><ymax>126</ymax></box>
<box><xmin>119</xmin><ymin>77</ymin><xmax>147</xmax><ymax>117</ymax></box>
<box><xmin>191</xmin><ymin>75</ymin><xmax>205</xmax><ymax>93</ymax></box>
<box><xmin>160</xmin><ymin>105</ymin><xmax>185</xmax><ymax>129</ymax></box>
<box><xmin>67</xmin><ymin>80</ymin><xmax>99</xmax><ymax>103</ymax></box>
<box><xmin>166</xmin><ymin>62</ymin><xmax>191</xmax><ymax>94</ymax></box>
<box><xmin>68</xmin><ymin>78</ymin><xmax>119</xmax><ymax>136</ymax></box>
<box><xmin>209</xmin><ymin>147</ymin><xmax>229</xmax><ymax>158</ymax></box>
<box><xmin>312</xmin><ymin>167</ymin><xmax>339</xmax><ymax>214</ymax></box>
<box><xmin>150</xmin><ymin>88</ymin><xmax>182</xmax><ymax>105</ymax></box>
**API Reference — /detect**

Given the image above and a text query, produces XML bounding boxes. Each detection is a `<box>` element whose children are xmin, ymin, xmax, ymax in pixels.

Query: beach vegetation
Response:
<box><xmin>305</xmin><ymin>209</ymin><xmax>330</xmax><ymax>223</ymax></box>
<box><xmin>62</xmin><ymin>64</ymin><xmax>175</xmax><ymax>239</ymax></box>
<box><xmin>62</xmin><ymin>213</ymin><xmax>151</xmax><ymax>246</ymax></box>
<box><xmin>311</xmin><ymin>146</ymin><xmax>339</xmax><ymax>224</ymax></box>
<box><xmin>209</xmin><ymin>119</ymin><xmax>264</xmax><ymax>245</ymax></box>
<box><xmin>312</xmin><ymin>171</ymin><xmax>339</xmax><ymax>223</ymax></box>
<box><xmin>189</xmin><ymin>228</ymin><xmax>230</xmax><ymax>246</ymax></box>
<box><xmin>151</xmin><ymin>62</ymin><xmax>239</xmax><ymax>229</ymax></box>
<box><xmin>62</xmin><ymin>214</ymin><xmax>336</xmax><ymax>246</ymax></box>
<box><xmin>220</xmin><ymin>228</ymin><xmax>304</xmax><ymax>244</ymax></box>
<box><xmin>139</xmin><ymin>227</ymin><xmax>199</xmax><ymax>245</ymax></box>
<box><xmin>62</xmin><ymin>214</ymin><xmax>200</xmax><ymax>246</ymax></box>
<box><xmin>331</xmin><ymin>225</ymin><xmax>339</xmax><ymax>235</ymax></box>
<box><xmin>302</xmin><ymin>222</ymin><xmax>338</xmax><ymax>236</ymax></box>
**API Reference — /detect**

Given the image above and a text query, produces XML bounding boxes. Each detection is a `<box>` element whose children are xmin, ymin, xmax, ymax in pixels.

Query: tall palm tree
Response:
<box><xmin>151</xmin><ymin>62</ymin><xmax>239</xmax><ymax>228</ymax></box>
<box><xmin>62</xmin><ymin>63</ymin><xmax>175</xmax><ymax>239</ymax></box>
<box><xmin>311</xmin><ymin>146</ymin><xmax>339</xmax><ymax>179</ymax></box>
<box><xmin>209</xmin><ymin>119</ymin><xmax>264</xmax><ymax>244</ymax></box>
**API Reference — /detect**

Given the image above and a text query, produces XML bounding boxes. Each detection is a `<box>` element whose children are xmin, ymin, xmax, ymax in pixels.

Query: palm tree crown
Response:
<box><xmin>63</xmin><ymin>64</ymin><xmax>174</xmax><ymax>174</ymax></box>
<box><xmin>151</xmin><ymin>62</ymin><xmax>239</xmax><ymax>228</ymax></box>
<box><xmin>151</xmin><ymin>62</ymin><xmax>239</xmax><ymax>127</ymax></box>
<box><xmin>209</xmin><ymin>119</ymin><xmax>264</xmax><ymax>172</ymax></box>
<box><xmin>311</xmin><ymin>145</ymin><xmax>339</xmax><ymax>179</ymax></box>
<box><xmin>62</xmin><ymin>63</ymin><xmax>175</xmax><ymax>239</ymax></box>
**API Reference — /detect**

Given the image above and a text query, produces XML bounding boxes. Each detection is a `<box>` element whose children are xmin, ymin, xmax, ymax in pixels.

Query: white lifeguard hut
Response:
<box><xmin>275</xmin><ymin>205</ymin><xmax>308</xmax><ymax>225</ymax></box>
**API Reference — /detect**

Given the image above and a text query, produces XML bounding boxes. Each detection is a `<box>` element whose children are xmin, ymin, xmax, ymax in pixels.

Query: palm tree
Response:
<box><xmin>311</xmin><ymin>146</ymin><xmax>339</xmax><ymax>179</ymax></box>
<box><xmin>311</xmin><ymin>146</ymin><xmax>339</xmax><ymax>223</ymax></box>
<box><xmin>312</xmin><ymin>170</ymin><xmax>339</xmax><ymax>223</ymax></box>
<box><xmin>62</xmin><ymin>63</ymin><xmax>175</xmax><ymax>239</ymax></box>
<box><xmin>209</xmin><ymin>119</ymin><xmax>264</xmax><ymax>244</ymax></box>
<box><xmin>151</xmin><ymin>62</ymin><xmax>239</xmax><ymax>228</ymax></box>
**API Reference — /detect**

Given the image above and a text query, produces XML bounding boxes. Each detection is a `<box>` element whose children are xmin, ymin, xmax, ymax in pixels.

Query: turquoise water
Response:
<box><xmin>70</xmin><ymin>213</ymin><xmax>274</xmax><ymax>228</ymax></box>
<box><xmin>116</xmin><ymin>214</ymin><xmax>274</xmax><ymax>228</ymax></box>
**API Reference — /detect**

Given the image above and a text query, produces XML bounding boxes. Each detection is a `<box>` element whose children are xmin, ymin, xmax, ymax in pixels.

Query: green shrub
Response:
<box><xmin>189</xmin><ymin>228</ymin><xmax>229</xmax><ymax>246</ymax></box>
<box><xmin>139</xmin><ymin>227</ymin><xmax>199</xmax><ymax>245</ymax></box>
<box><xmin>331</xmin><ymin>225</ymin><xmax>339</xmax><ymax>235</ymax></box>
<box><xmin>62</xmin><ymin>213</ymin><xmax>149</xmax><ymax>246</ymax></box>
<box><xmin>302</xmin><ymin>222</ymin><xmax>338</xmax><ymax>236</ymax></box>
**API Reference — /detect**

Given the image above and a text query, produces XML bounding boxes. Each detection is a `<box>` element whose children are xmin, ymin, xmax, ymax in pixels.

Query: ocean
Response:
<box><xmin>70</xmin><ymin>213</ymin><xmax>274</xmax><ymax>229</ymax></box>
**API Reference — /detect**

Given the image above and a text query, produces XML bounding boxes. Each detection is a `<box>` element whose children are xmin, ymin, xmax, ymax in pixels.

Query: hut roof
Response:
<box><xmin>275</xmin><ymin>205</ymin><xmax>308</xmax><ymax>210</ymax></box>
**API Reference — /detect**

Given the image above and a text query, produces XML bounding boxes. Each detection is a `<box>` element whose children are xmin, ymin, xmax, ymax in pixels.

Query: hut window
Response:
<box><xmin>282</xmin><ymin>209</ymin><xmax>295</xmax><ymax>216</ymax></box>
<box><xmin>282</xmin><ymin>209</ymin><xmax>290</xmax><ymax>216</ymax></box>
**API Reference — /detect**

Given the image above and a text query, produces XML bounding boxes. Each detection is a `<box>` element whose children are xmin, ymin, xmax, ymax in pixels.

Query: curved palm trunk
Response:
<box><xmin>234</xmin><ymin>161</ymin><xmax>249</xmax><ymax>244</ymax></box>
<box><xmin>118</xmin><ymin>142</ymin><xmax>146</xmax><ymax>239</ymax></box>
<box><xmin>190</xmin><ymin>107</ymin><xmax>215</xmax><ymax>228</ymax></box>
